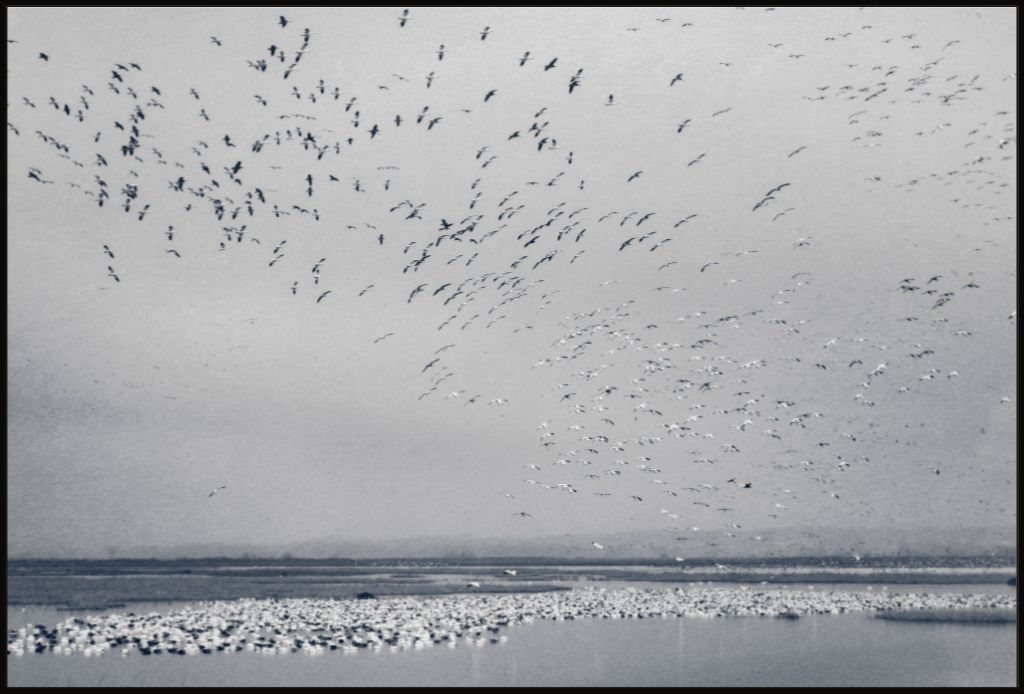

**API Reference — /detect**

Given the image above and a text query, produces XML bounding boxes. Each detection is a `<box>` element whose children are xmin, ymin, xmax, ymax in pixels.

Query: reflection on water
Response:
<box><xmin>7</xmin><ymin>586</ymin><xmax>1016</xmax><ymax>687</ymax></box>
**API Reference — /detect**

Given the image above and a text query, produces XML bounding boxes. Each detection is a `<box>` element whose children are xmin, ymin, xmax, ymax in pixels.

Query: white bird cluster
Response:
<box><xmin>7</xmin><ymin>587</ymin><xmax>1014</xmax><ymax>657</ymax></box>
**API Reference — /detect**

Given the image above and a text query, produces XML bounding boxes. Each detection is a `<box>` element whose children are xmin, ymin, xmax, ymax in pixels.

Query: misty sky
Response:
<box><xmin>6</xmin><ymin>7</ymin><xmax>1016</xmax><ymax>557</ymax></box>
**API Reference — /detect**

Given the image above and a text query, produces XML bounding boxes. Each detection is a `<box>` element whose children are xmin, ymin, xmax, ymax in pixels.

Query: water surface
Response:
<box><xmin>7</xmin><ymin>585</ymin><xmax>1016</xmax><ymax>687</ymax></box>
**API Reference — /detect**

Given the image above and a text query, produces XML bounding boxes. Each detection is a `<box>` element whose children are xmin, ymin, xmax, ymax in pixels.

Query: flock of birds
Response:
<box><xmin>8</xmin><ymin>8</ymin><xmax>1016</xmax><ymax>555</ymax></box>
<box><xmin>7</xmin><ymin>587</ymin><xmax>1015</xmax><ymax>658</ymax></box>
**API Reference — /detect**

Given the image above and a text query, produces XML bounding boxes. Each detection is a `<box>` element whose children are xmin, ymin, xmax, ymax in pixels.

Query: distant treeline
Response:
<box><xmin>7</xmin><ymin>554</ymin><xmax>1016</xmax><ymax>574</ymax></box>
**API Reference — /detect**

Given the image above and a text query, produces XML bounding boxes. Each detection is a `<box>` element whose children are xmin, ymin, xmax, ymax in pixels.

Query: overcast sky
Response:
<box><xmin>6</xmin><ymin>7</ymin><xmax>1016</xmax><ymax>558</ymax></box>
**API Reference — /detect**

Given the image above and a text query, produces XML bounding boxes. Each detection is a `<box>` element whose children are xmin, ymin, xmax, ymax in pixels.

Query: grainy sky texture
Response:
<box><xmin>6</xmin><ymin>7</ymin><xmax>1016</xmax><ymax>558</ymax></box>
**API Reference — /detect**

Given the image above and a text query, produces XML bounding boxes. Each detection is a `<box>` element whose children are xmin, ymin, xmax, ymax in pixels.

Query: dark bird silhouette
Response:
<box><xmin>316</xmin><ymin>290</ymin><xmax>332</xmax><ymax>304</ymax></box>
<box><xmin>409</xmin><ymin>283</ymin><xmax>428</xmax><ymax>302</ymax></box>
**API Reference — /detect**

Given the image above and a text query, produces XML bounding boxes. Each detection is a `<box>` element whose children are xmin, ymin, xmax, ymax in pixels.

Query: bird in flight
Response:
<box><xmin>409</xmin><ymin>283</ymin><xmax>427</xmax><ymax>302</ymax></box>
<box><xmin>208</xmin><ymin>486</ymin><xmax>227</xmax><ymax>498</ymax></box>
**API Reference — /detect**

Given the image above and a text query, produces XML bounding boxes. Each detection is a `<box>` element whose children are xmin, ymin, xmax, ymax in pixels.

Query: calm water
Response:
<box><xmin>7</xmin><ymin>585</ymin><xmax>1016</xmax><ymax>687</ymax></box>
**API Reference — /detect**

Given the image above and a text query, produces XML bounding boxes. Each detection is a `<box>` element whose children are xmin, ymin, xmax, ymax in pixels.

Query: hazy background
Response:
<box><xmin>7</xmin><ymin>7</ymin><xmax>1016</xmax><ymax>558</ymax></box>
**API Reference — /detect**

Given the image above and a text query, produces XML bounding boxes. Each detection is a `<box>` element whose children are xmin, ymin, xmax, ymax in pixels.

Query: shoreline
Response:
<box><xmin>8</xmin><ymin>562</ymin><xmax>1016</xmax><ymax>610</ymax></box>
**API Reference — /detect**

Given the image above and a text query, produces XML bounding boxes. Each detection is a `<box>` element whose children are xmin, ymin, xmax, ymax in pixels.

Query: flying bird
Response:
<box><xmin>409</xmin><ymin>283</ymin><xmax>427</xmax><ymax>302</ymax></box>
